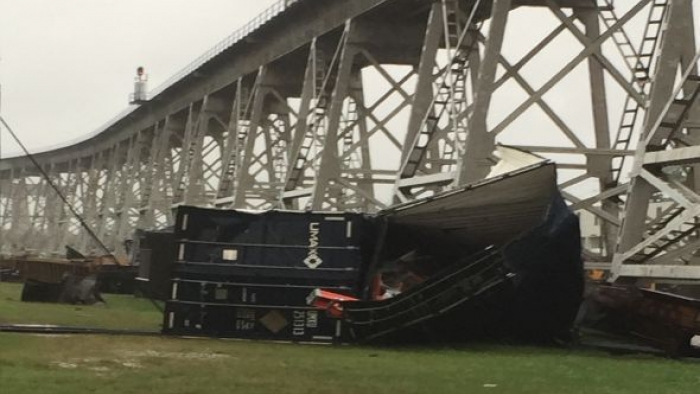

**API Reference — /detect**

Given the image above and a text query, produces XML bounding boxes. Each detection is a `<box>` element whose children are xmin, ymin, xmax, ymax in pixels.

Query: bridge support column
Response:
<box><xmin>282</xmin><ymin>40</ymin><xmax>322</xmax><ymax>210</ymax></box>
<box><xmin>456</xmin><ymin>0</ymin><xmax>511</xmax><ymax>185</ymax></box>
<box><xmin>237</xmin><ymin>71</ymin><xmax>294</xmax><ymax>209</ymax></box>
<box><xmin>78</xmin><ymin>153</ymin><xmax>104</xmax><ymax>253</ymax></box>
<box><xmin>185</xmin><ymin>102</ymin><xmax>213</xmax><ymax>207</ymax></box>
<box><xmin>9</xmin><ymin>169</ymin><xmax>30</xmax><ymax>253</ymax></box>
<box><xmin>577</xmin><ymin>8</ymin><xmax>618</xmax><ymax>258</ymax></box>
<box><xmin>310</xmin><ymin>20</ymin><xmax>360</xmax><ymax>210</ymax></box>
<box><xmin>25</xmin><ymin>168</ymin><xmax>48</xmax><ymax>249</ymax></box>
<box><xmin>234</xmin><ymin>67</ymin><xmax>269</xmax><ymax>208</ymax></box>
<box><xmin>55</xmin><ymin>160</ymin><xmax>81</xmax><ymax>252</ymax></box>
<box><xmin>139</xmin><ymin>125</ymin><xmax>160</xmax><ymax>229</ymax></box>
<box><xmin>346</xmin><ymin>70</ymin><xmax>375</xmax><ymax>212</ymax></box>
<box><xmin>393</xmin><ymin>2</ymin><xmax>448</xmax><ymax>203</ymax></box>
<box><xmin>611</xmin><ymin>0</ymin><xmax>700</xmax><ymax>282</ymax></box>
<box><xmin>114</xmin><ymin>132</ymin><xmax>145</xmax><ymax>256</ymax></box>
<box><xmin>173</xmin><ymin>99</ymin><xmax>206</xmax><ymax>206</ymax></box>
<box><xmin>0</xmin><ymin>172</ymin><xmax>12</xmax><ymax>254</ymax></box>
<box><xmin>43</xmin><ymin>163</ymin><xmax>63</xmax><ymax>254</ymax></box>
<box><xmin>217</xmin><ymin>79</ymin><xmax>247</xmax><ymax>204</ymax></box>
<box><xmin>98</xmin><ymin>144</ymin><xmax>124</xmax><ymax>252</ymax></box>
<box><xmin>399</xmin><ymin>2</ymin><xmax>443</xmax><ymax>174</ymax></box>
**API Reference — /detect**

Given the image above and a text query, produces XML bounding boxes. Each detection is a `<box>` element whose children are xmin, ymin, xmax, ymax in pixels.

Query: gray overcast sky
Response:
<box><xmin>0</xmin><ymin>0</ymin><xmax>277</xmax><ymax>153</ymax></box>
<box><xmin>0</xmin><ymin>1</ymin><xmax>698</xmax><ymax>162</ymax></box>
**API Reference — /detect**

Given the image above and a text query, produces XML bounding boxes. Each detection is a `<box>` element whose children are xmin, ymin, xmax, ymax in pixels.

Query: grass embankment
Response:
<box><xmin>0</xmin><ymin>334</ymin><xmax>698</xmax><ymax>394</ymax></box>
<box><xmin>1</xmin><ymin>281</ymin><xmax>699</xmax><ymax>393</ymax></box>
<box><xmin>0</xmin><ymin>282</ymin><xmax>162</xmax><ymax>330</ymax></box>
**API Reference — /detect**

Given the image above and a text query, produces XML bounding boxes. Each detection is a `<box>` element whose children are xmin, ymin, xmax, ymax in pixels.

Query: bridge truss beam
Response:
<box><xmin>0</xmin><ymin>0</ymin><xmax>697</xmax><ymax>281</ymax></box>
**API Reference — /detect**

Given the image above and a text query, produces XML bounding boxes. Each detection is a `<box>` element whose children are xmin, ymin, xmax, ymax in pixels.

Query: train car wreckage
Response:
<box><xmin>163</xmin><ymin>152</ymin><xmax>587</xmax><ymax>344</ymax></box>
<box><xmin>4</xmin><ymin>248</ymin><xmax>135</xmax><ymax>304</ymax></box>
<box><xmin>5</xmin><ymin>145</ymin><xmax>698</xmax><ymax>352</ymax></box>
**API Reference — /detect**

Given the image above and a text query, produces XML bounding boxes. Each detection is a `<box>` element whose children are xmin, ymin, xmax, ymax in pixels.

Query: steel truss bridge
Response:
<box><xmin>1</xmin><ymin>0</ymin><xmax>699</xmax><ymax>283</ymax></box>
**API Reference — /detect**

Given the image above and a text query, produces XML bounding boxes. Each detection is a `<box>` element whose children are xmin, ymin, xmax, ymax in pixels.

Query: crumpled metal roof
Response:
<box><xmin>381</xmin><ymin>159</ymin><xmax>557</xmax><ymax>247</ymax></box>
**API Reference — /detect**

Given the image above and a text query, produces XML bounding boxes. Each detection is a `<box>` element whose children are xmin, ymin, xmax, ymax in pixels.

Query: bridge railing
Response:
<box><xmin>1</xmin><ymin>0</ymin><xmax>302</xmax><ymax>159</ymax></box>
<box><xmin>150</xmin><ymin>0</ymin><xmax>301</xmax><ymax>98</ymax></box>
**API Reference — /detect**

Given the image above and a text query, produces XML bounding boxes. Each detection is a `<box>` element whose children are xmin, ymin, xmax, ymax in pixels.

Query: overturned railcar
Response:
<box><xmin>163</xmin><ymin>161</ymin><xmax>584</xmax><ymax>343</ymax></box>
<box><xmin>341</xmin><ymin>162</ymin><xmax>583</xmax><ymax>343</ymax></box>
<box><xmin>163</xmin><ymin>209</ymin><xmax>374</xmax><ymax>341</ymax></box>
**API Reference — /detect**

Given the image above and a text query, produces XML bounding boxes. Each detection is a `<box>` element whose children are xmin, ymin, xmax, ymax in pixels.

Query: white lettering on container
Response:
<box><xmin>303</xmin><ymin>223</ymin><xmax>323</xmax><ymax>268</ymax></box>
<box><xmin>293</xmin><ymin>311</ymin><xmax>306</xmax><ymax>336</ymax></box>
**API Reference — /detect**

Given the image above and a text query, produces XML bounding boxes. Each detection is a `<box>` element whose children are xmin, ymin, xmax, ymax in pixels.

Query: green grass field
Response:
<box><xmin>0</xmin><ymin>281</ymin><xmax>162</xmax><ymax>330</ymax></box>
<box><xmin>1</xmin><ymin>281</ymin><xmax>699</xmax><ymax>393</ymax></box>
<box><xmin>0</xmin><ymin>334</ymin><xmax>698</xmax><ymax>394</ymax></box>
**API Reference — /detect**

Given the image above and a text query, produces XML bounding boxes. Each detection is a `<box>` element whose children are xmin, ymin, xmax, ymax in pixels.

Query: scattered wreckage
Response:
<box><xmin>162</xmin><ymin>159</ymin><xmax>586</xmax><ymax>344</ymax></box>
<box><xmin>156</xmin><ymin>153</ymin><xmax>700</xmax><ymax>353</ymax></box>
<box><xmin>4</xmin><ymin>145</ymin><xmax>699</xmax><ymax>354</ymax></box>
<box><xmin>5</xmin><ymin>247</ymin><xmax>134</xmax><ymax>304</ymax></box>
<box><xmin>579</xmin><ymin>284</ymin><xmax>700</xmax><ymax>356</ymax></box>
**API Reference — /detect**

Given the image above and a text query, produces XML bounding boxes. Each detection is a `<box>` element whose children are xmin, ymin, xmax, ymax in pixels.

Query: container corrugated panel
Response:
<box><xmin>173</xmin><ymin>208</ymin><xmax>369</xmax><ymax>281</ymax></box>
<box><xmin>172</xmin><ymin>279</ymin><xmax>353</xmax><ymax>306</ymax></box>
<box><xmin>163</xmin><ymin>207</ymin><xmax>372</xmax><ymax>341</ymax></box>
<box><xmin>164</xmin><ymin>301</ymin><xmax>342</xmax><ymax>342</ymax></box>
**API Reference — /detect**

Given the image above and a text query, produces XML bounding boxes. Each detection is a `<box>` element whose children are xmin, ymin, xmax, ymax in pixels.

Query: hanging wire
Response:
<box><xmin>0</xmin><ymin>115</ymin><xmax>167</xmax><ymax>312</ymax></box>
<box><xmin>0</xmin><ymin>115</ymin><xmax>117</xmax><ymax>261</ymax></box>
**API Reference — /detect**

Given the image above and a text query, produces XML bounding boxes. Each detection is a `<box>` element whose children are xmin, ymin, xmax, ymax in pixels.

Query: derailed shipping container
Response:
<box><xmin>163</xmin><ymin>210</ymin><xmax>374</xmax><ymax>341</ymax></box>
<box><xmin>163</xmin><ymin>160</ymin><xmax>583</xmax><ymax>343</ymax></box>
